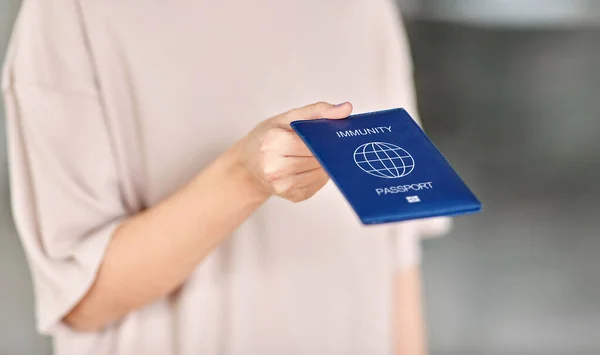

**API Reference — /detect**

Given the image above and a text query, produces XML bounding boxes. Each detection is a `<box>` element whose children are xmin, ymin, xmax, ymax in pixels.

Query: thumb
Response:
<box><xmin>279</xmin><ymin>101</ymin><xmax>353</xmax><ymax>125</ymax></box>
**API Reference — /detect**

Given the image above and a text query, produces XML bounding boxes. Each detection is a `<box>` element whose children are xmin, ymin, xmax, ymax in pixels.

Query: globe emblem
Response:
<box><xmin>353</xmin><ymin>142</ymin><xmax>415</xmax><ymax>179</ymax></box>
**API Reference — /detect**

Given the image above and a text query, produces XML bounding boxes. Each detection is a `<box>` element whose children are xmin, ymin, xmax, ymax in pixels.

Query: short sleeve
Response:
<box><xmin>2</xmin><ymin>0</ymin><xmax>127</xmax><ymax>334</ymax></box>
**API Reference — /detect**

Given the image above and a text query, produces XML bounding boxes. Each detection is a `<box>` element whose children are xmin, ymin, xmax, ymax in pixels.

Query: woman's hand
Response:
<box><xmin>239</xmin><ymin>101</ymin><xmax>353</xmax><ymax>202</ymax></box>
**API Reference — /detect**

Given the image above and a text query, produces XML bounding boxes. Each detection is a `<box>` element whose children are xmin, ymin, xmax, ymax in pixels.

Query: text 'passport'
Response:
<box><xmin>291</xmin><ymin>108</ymin><xmax>482</xmax><ymax>225</ymax></box>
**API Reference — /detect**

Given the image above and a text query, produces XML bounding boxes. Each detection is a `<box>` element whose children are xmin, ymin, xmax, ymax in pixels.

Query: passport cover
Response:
<box><xmin>291</xmin><ymin>108</ymin><xmax>482</xmax><ymax>225</ymax></box>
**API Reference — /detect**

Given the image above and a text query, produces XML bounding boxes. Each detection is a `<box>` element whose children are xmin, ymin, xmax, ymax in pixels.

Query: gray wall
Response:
<box><xmin>400</xmin><ymin>0</ymin><xmax>600</xmax><ymax>27</ymax></box>
<box><xmin>407</xmin><ymin>19</ymin><xmax>600</xmax><ymax>354</ymax></box>
<box><xmin>1</xmin><ymin>1</ymin><xmax>600</xmax><ymax>354</ymax></box>
<box><xmin>1</xmin><ymin>1</ymin><xmax>53</xmax><ymax>354</ymax></box>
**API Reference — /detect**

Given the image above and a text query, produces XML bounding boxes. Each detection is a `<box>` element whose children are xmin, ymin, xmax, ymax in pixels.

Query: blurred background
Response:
<box><xmin>1</xmin><ymin>0</ymin><xmax>599</xmax><ymax>354</ymax></box>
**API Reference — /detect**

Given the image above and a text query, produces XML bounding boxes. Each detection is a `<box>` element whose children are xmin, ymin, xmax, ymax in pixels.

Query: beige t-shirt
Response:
<box><xmin>2</xmin><ymin>1</ymin><xmax>450</xmax><ymax>354</ymax></box>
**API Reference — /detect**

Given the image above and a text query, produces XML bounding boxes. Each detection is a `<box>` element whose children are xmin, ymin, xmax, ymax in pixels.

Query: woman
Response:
<box><xmin>2</xmin><ymin>0</ymin><xmax>450</xmax><ymax>354</ymax></box>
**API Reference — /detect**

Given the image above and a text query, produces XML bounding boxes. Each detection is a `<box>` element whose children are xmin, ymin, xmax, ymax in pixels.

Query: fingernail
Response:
<box><xmin>334</xmin><ymin>102</ymin><xmax>347</xmax><ymax>108</ymax></box>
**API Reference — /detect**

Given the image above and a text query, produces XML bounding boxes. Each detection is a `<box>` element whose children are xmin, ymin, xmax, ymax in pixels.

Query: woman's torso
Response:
<box><xmin>23</xmin><ymin>1</ymin><xmax>417</xmax><ymax>354</ymax></box>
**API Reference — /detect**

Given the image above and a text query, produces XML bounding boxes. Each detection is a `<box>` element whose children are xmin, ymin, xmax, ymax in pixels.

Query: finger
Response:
<box><xmin>277</xmin><ymin>101</ymin><xmax>353</xmax><ymax>126</ymax></box>
<box><xmin>262</xmin><ymin>129</ymin><xmax>313</xmax><ymax>156</ymax></box>
<box><xmin>295</xmin><ymin>168</ymin><xmax>329</xmax><ymax>189</ymax></box>
<box><xmin>285</xmin><ymin>156</ymin><xmax>322</xmax><ymax>173</ymax></box>
<box><xmin>284</xmin><ymin>172</ymin><xmax>330</xmax><ymax>203</ymax></box>
<box><xmin>263</xmin><ymin>155</ymin><xmax>321</xmax><ymax>176</ymax></box>
<box><xmin>263</xmin><ymin>155</ymin><xmax>322</xmax><ymax>180</ymax></box>
<box><xmin>272</xmin><ymin>167</ymin><xmax>328</xmax><ymax>196</ymax></box>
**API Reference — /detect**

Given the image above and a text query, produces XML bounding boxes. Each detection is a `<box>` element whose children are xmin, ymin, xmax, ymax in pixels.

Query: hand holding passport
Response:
<box><xmin>291</xmin><ymin>108</ymin><xmax>482</xmax><ymax>225</ymax></box>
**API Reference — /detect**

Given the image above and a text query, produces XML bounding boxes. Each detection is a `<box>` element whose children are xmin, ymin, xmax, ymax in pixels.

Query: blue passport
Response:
<box><xmin>290</xmin><ymin>108</ymin><xmax>482</xmax><ymax>225</ymax></box>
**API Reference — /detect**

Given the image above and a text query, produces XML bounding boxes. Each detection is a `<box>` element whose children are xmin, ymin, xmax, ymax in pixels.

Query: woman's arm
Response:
<box><xmin>394</xmin><ymin>265</ymin><xmax>428</xmax><ymax>355</ymax></box>
<box><xmin>65</xmin><ymin>102</ymin><xmax>353</xmax><ymax>331</ymax></box>
<box><xmin>64</xmin><ymin>141</ymin><xmax>265</xmax><ymax>331</ymax></box>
